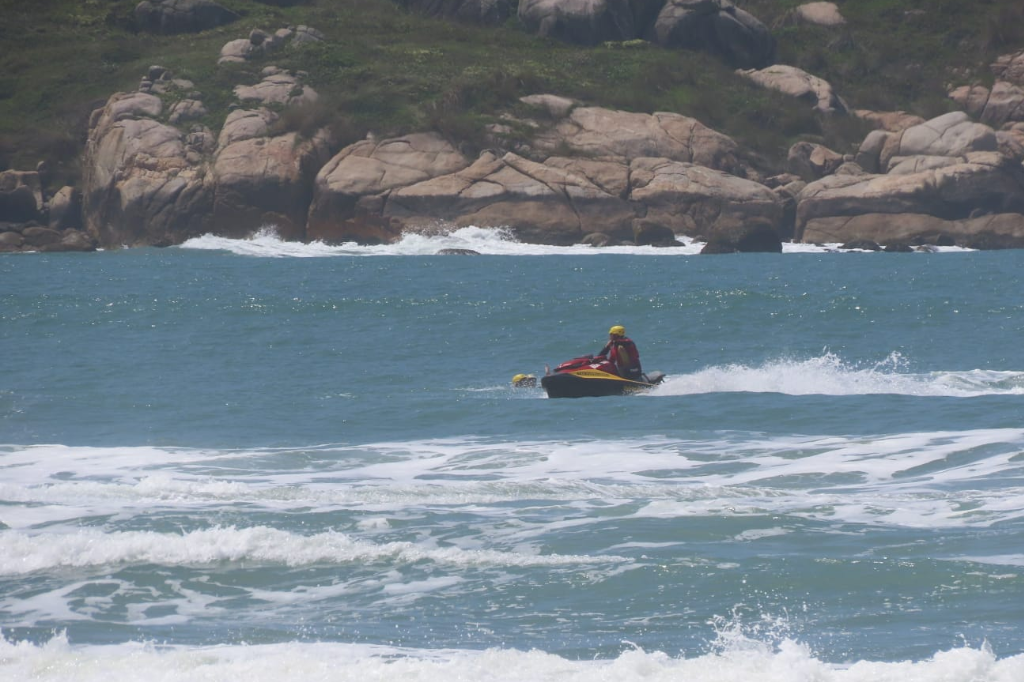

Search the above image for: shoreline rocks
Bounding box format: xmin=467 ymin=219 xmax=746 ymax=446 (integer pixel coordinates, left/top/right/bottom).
xmin=8 ymin=19 xmax=1024 ymax=254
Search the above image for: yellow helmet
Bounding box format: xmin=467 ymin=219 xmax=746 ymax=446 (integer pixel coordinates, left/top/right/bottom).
xmin=609 ymin=325 xmax=626 ymax=337
xmin=512 ymin=373 xmax=536 ymax=387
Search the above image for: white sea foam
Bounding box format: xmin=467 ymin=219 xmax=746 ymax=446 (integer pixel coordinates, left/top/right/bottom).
xmin=1 ymin=631 xmax=1021 ymax=682
xmin=0 ymin=526 xmax=626 ymax=576
xmin=177 ymin=226 xmax=971 ymax=258
xmin=3 ymin=427 xmax=1024 ymax=543
xmin=179 ymin=225 xmax=704 ymax=256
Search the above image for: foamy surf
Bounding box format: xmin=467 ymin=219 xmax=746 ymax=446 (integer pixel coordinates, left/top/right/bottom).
xmin=0 ymin=526 xmax=627 ymax=576
xmin=4 ymin=426 xmax=1024 ymax=538
xmin=1 ymin=631 xmax=1021 ymax=682
xmin=177 ymin=226 xmax=972 ymax=257
xmin=179 ymin=225 xmax=706 ymax=256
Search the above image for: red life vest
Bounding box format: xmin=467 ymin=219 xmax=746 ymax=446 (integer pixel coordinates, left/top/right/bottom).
xmin=605 ymin=337 xmax=641 ymax=378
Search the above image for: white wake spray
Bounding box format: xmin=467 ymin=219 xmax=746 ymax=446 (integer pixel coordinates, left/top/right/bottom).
xmin=653 ymin=352 xmax=1024 ymax=397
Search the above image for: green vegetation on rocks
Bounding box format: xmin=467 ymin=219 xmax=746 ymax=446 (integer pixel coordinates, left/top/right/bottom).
xmin=1 ymin=0 xmax=1023 ymax=188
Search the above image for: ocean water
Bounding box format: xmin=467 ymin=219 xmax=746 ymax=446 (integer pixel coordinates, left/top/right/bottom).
xmin=2 ymin=228 xmax=1024 ymax=681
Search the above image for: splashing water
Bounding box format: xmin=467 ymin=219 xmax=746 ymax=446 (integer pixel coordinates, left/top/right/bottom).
xmin=178 ymin=226 xmax=971 ymax=258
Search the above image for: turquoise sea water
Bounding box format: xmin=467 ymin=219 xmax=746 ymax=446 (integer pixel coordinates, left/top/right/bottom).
xmin=2 ymin=228 xmax=1024 ymax=681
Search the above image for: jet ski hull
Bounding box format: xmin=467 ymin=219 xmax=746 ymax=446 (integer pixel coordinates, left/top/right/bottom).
xmin=541 ymin=369 xmax=665 ymax=399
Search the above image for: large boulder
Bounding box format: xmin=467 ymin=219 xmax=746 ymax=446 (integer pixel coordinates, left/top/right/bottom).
xmin=700 ymin=214 xmax=782 ymax=253
xmin=0 ymin=230 xmax=24 ymax=252
xmin=892 ymin=111 xmax=997 ymax=158
xmin=307 ymin=133 xmax=472 ymax=244
xmin=946 ymin=51 xmax=1024 ymax=127
xmin=855 ymin=112 xmax=1001 ymax=174
xmin=135 ymin=0 xmax=239 ymax=35
xmin=737 ymin=64 xmax=848 ymax=114
xmin=787 ymin=141 xmax=844 ymax=181
xmin=234 ymin=67 xmax=319 ymax=108
xmin=530 ymin=105 xmax=743 ymax=173
xmin=218 ymin=27 xmax=323 ymax=65
xmin=218 ymin=108 xmax=279 ymax=148
xmin=0 ymin=170 xmax=43 ymax=223
xmin=949 ymin=81 xmax=1024 ymax=127
xmin=795 ymin=152 xmax=1024 ymax=245
xmin=212 ymin=129 xmax=331 ymax=241
xmin=306 ymin=143 xmax=783 ymax=246
xmin=629 ymin=157 xmax=784 ymax=237
xmin=82 ymin=91 xmax=213 ymax=246
xmin=543 ymin=156 xmax=631 ymax=198
xmin=853 ymin=109 xmax=926 ymax=133
xmin=991 ymin=50 xmax=1024 ymax=86
xmin=21 ymin=226 xmax=62 ymax=249
xmin=209 ymin=67 xmax=329 ymax=240
xmin=789 ymin=2 xmax=845 ymax=27
xmin=518 ymin=0 xmax=636 ymax=46
xmin=82 ymin=62 xmax=336 ymax=247
xmin=800 ymin=212 xmax=1024 ymax=249
xmin=48 ymin=186 xmax=82 ymax=231
xmin=383 ymin=152 xmax=638 ymax=245
xmin=647 ymin=0 xmax=775 ymax=69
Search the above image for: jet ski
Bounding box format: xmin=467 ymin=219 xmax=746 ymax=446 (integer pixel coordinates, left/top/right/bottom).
xmin=540 ymin=355 xmax=665 ymax=399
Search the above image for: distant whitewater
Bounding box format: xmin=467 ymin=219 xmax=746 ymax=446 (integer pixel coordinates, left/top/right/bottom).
xmin=178 ymin=225 xmax=970 ymax=257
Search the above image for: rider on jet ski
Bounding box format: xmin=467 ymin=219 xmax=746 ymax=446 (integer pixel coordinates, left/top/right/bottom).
xmin=596 ymin=325 xmax=643 ymax=381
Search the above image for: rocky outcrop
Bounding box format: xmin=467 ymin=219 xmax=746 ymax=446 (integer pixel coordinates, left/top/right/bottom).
xmin=947 ymin=51 xmax=1024 ymax=127
xmin=648 ymin=0 xmax=776 ymax=69
xmin=949 ymin=82 xmax=1024 ymax=128
xmin=628 ymin=157 xmax=783 ymax=237
xmin=737 ymin=64 xmax=848 ymax=114
xmin=518 ymin=0 xmax=635 ymax=45
xmin=82 ymin=91 xmax=214 ymax=246
xmin=516 ymin=0 xmax=774 ymax=68
xmin=0 ymin=222 xmax=97 ymax=253
xmin=787 ymin=141 xmax=845 ymax=182
xmin=233 ymin=67 xmax=319 ymax=108
xmin=303 ymin=95 xmax=780 ymax=246
xmin=212 ymin=129 xmax=331 ymax=241
xmin=701 ymin=214 xmax=783 ymax=253
xmin=0 ymin=170 xmax=95 ymax=252
xmin=80 ymin=61 xmax=328 ymax=248
xmin=788 ymin=2 xmax=845 ymax=27
xmin=307 ymin=133 xmax=472 ymax=244
xmin=27 ymin=8 xmax=1024 ymax=255
xmin=528 ymin=106 xmax=744 ymax=174
xmin=135 ymin=0 xmax=239 ymax=35
xmin=384 ymin=151 xmax=639 ymax=245
xmin=801 ymin=213 xmax=1024 ymax=250
xmin=48 ymin=186 xmax=82 ymax=232
xmin=787 ymin=110 xmax=1024 ymax=248
xmin=0 ymin=170 xmax=43 ymax=224
xmin=218 ymin=26 xmax=324 ymax=65
xmin=305 ymin=141 xmax=785 ymax=246
xmin=854 ymin=111 xmax=1000 ymax=175
xmin=796 ymin=151 xmax=1024 ymax=246
xmin=853 ymin=109 xmax=925 ymax=133
xmin=211 ymin=70 xmax=328 ymax=240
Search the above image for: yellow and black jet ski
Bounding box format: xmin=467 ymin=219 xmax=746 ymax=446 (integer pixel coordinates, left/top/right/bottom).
xmin=538 ymin=355 xmax=665 ymax=398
